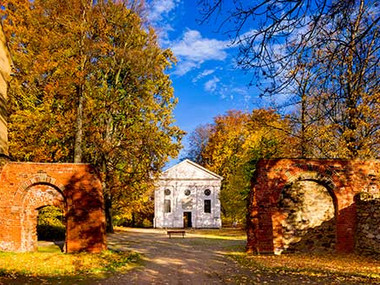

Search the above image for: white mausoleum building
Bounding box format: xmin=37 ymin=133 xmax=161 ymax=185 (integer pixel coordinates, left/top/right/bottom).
xmin=154 ymin=159 xmax=222 ymax=228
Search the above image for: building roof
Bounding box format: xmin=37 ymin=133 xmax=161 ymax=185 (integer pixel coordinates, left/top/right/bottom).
xmin=160 ymin=159 xmax=223 ymax=181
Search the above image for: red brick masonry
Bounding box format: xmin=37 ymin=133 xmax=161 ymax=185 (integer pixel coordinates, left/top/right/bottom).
xmin=247 ymin=159 xmax=380 ymax=254
xmin=0 ymin=161 xmax=106 ymax=253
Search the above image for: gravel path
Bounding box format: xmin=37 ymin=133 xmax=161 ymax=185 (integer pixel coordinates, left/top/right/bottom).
xmin=0 ymin=228 xmax=375 ymax=284
xmin=94 ymin=228 xmax=367 ymax=285
xmin=96 ymin=228 xmax=250 ymax=284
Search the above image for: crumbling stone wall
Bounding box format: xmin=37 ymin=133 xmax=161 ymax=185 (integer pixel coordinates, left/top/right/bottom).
xmin=0 ymin=162 xmax=107 ymax=253
xmin=247 ymin=159 xmax=380 ymax=255
xmin=279 ymin=180 xmax=335 ymax=252
xmin=355 ymin=193 xmax=380 ymax=256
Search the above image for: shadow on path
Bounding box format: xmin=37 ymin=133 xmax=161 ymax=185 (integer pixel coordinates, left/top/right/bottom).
xmin=94 ymin=228 xmax=364 ymax=285
xmin=101 ymin=228 xmax=247 ymax=284
xmin=0 ymin=228 xmax=372 ymax=284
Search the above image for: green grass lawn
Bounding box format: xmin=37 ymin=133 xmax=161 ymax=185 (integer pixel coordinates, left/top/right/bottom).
xmin=187 ymin=227 xmax=247 ymax=240
xmin=186 ymin=228 xmax=380 ymax=283
xmin=1 ymin=228 xmax=378 ymax=284
xmin=37 ymin=243 xmax=62 ymax=253
xmin=0 ymin=245 xmax=139 ymax=280
xmin=228 ymin=249 xmax=380 ymax=282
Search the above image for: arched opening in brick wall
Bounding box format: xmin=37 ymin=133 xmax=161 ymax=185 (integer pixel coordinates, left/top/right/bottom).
xmin=0 ymin=163 xmax=106 ymax=253
xmin=37 ymin=205 xmax=66 ymax=252
xmin=277 ymin=179 xmax=337 ymax=253
xmin=20 ymin=183 xmax=65 ymax=252
xmin=247 ymin=159 xmax=380 ymax=254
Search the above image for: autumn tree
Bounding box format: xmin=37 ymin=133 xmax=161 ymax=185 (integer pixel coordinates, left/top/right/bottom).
xmin=306 ymin=2 xmax=380 ymax=158
xmin=187 ymin=109 xmax=295 ymax=224
xmin=199 ymin=0 xmax=380 ymax=158
xmin=186 ymin=123 xmax=213 ymax=165
xmin=1 ymin=0 xmax=183 ymax=231
xmin=80 ymin=1 xmax=184 ymax=231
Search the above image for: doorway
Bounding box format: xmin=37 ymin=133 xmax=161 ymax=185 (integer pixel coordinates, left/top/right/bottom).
xmin=183 ymin=212 xmax=192 ymax=228
xmin=37 ymin=205 xmax=66 ymax=252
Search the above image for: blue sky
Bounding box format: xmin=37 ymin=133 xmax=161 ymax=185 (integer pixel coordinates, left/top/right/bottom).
xmin=146 ymin=0 xmax=266 ymax=164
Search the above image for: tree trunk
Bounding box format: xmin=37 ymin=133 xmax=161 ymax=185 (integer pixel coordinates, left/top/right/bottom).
xmin=300 ymin=91 xmax=307 ymax=158
xmin=74 ymin=6 xmax=87 ymax=163
xmin=74 ymin=87 xmax=83 ymax=163
xmin=104 ymin=193 xmax=114 ymax=233
xmin=345 ymin=1 xmax=363 ymax=159
xmin=132 ymin=213 xmax=136 ymax=227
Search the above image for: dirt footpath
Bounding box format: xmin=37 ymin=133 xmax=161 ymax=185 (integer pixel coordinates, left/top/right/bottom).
xmin=95 ymin=228 xmax=364 ymax=285
xmin=97 ymin=228 xmax=249 ymax=284
xmin=0 ymin=228 xmax=374 ymax=284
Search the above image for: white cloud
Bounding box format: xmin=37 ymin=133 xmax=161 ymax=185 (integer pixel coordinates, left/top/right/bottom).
xmin=146 ymin=0 xmax=181 ymax=45
xmin=192 ymin=69 xmax=215 ymax=83
xmin=147 ymin=0 xmax=180 ymax=22
xmin=228 ymin=87 xmax=250 ymax=101
xmin=172 ymin=30 xmax=228 ymax=61
xmin=232 ymin=29 xmax=260 ymax=47
xmin=154 ymin=24 xmax=175 ymax=46
xmin=171 ymin=29 xmax=230 ymax=75
xmin=174 ymin=61 xmax=199 ymax=77
xmin=204 ymin=77 xmax=220 ymax=93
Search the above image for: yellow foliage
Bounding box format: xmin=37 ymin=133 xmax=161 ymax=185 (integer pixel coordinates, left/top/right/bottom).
xmin=192 ymin=109 xmax=296 ymax=224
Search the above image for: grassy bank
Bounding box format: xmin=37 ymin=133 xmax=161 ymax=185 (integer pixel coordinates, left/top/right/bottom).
xmin=0 ymin=245 xmax=139 ymax=280
xmin=186 ymin=228 xmax=247 ymax=240
xmin=183 ymin=227 xmax=380 ymax=283
xmin=229 ymin=251 xmax=380 ymax=283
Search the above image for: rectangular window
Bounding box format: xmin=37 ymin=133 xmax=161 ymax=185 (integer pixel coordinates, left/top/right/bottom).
xmin=164 ymin=199 xmax=171 ymax=213
xmin=204 ymin=199 xmax=211 ymax=213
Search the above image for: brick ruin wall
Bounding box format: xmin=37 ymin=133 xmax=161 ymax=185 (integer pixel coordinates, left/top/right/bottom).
xmin=0 ymin=162 xmax=107 ymax=253
xmin=247 ymin=159 xmax=380 ymax=255
xmin=355 ymin=193 xmax=380 ymax=256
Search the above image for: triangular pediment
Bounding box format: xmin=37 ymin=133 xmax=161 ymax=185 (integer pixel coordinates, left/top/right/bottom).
xmin=160 ymin=159 xmax=222 ymax=180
